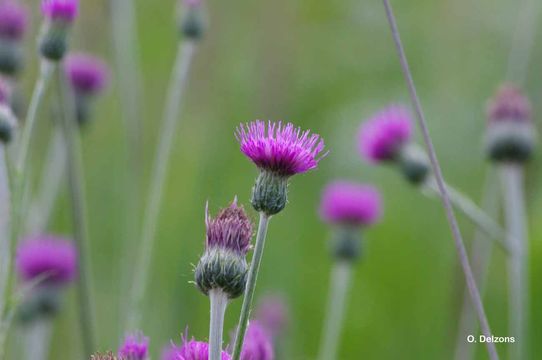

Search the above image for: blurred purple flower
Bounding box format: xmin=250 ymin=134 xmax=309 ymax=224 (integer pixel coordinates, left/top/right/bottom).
xmin=358 ymin=105 xmax=412 ymax=163
xmin=240 ymin=321 xmax=274 ymax=360
xmin=64 ymin=53 xmax=110 ymax=96
xmin=0 ymin=1 xmax=28 ymax=40
xmin=487 ymin=84 xmax=531 ymax=123
xmin=41 ymin=0 xmax=79 ymax=22
xmin=15 ymin=234 xmax=77 ymax=286
xmin=236 ymin=120 xmax=326 ymax=177
xmin=206 ymin=199 xmax=253 ymax=255
xmin=183 ymin=0 xmax=202 ymax=8
xmin=119 ymin=333 xmax=149 ymax=360
xmin=320 ymin=181 xmax=382 ymax=226
xmin=254 ymin=295 xmax=289 ymax=337
xmin=161 ymin=343 xmax=183 ymax=360
xmin=177 ymin=336 xmax=231 ymax=360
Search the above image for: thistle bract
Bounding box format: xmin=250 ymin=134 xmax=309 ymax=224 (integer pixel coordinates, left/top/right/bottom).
xmin=240 ymin=321 xmax=274 ymax=360
xmin=119 ymin=333 xmax=149 ymax=360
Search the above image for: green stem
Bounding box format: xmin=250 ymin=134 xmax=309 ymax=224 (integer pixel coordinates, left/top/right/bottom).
xmin=317 ymin=261 xmax=352 ymax=360
xmin=232 ymin=213 xmax=271 ymax=360
xmin=125 ymin=40 xmax=196 ymax=331
xmin=0 ymin=147 xmax=11 ymax=320
xmin=209 ymin=289 xmax=228 ymax=360
xmin=57 ymin=69 xmax=96 ymax=356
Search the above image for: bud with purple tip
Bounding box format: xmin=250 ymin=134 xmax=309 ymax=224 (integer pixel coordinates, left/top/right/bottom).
xmin=119 ymin=333 xmax=149 ymax=360
xmin=319 ymin=181 xmax=382 ymax=261
xmin=64 ymin=52 xmax=110 ymax=125
xmin=358 ymin=105 xmax=430 ymax=185
xmin=0 ymin=1 xmax=28 ymax=75
xmin=39 ymin=0 xmax=79 ymax=61
xmin=15 ymin=234 xmax=77 ymax=321
xmin=195 ymin=199 xmax=253 ymax=299
xmin=236 ymin=120 xmax=327 ymax=215
xmin=179 ymin=0 xmax=205 ymax=40
xmin=485 ymin=84 xmax=536 ymax=163
xmin=240 ymin=321 xmax=274 ymax=360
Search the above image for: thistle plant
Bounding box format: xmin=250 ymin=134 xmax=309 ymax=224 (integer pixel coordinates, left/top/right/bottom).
xmin=358 ymin=104 xmax=510 ymax=252
xmin=125 ymin=0 xmax=205 ymax=331
xmin=317 ymin=181 xmax=382 ymax=360
xmin=165 ymin=333 xmax=232 ymax=360
xmin=0 ymin=0 xmax=28 ymax=77
xmin=195 ymin=200 xmax=253 ymax=360
xmin=381 ymin=0 xmax=498 ymax=357
xmin=118 ymin=333 xmax=149 ymax=360
xmin=231 ymin=120 xmax=326 ymax=360
xmin=486 ymin=84 xmax=534 ymax=360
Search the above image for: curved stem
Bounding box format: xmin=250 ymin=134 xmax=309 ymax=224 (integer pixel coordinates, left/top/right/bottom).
xmin=232 ymin=213 xmax=271 ymax=360
xmin=209 ymin=290 xmax=228 ymax=360
xmin=500 ymin=164 xmax=528 ymax=360
xmin=317 ymin=261 xmax=352 ymax=360
xmin=381 ymin=1 xmax=498 ymax=358
xmin=125 ymin=41 xmax=196 ymax=331
xmin=57 ymin=70 xmax=96 ymax=356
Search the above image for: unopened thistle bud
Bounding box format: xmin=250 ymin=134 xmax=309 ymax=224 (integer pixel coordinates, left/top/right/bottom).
xmin=195 ymin=200 xmax=253 ymax=299
xmin=179 ymin=0 xmax=205 ymax=40
xmin=319 ymin=181 xmax=382 ymax=261
xmin=119 ymin=333 xmax=149 ymax=360
xmin=358 ymin=105 xmax=430 ymax=185
xmin=236 ymin=120 xmax=327 ymax=215
xmin=15 ymin=234 xmax=77 ymax=321
xmin=0 ymin=1 xmax=28 ymax=76
xmin=485 ymin=84 xmax=536 ymax=163
xmin=39 ymin=0 xmax=79 ymax=61
xmin=0 ymin=79 xmax=16 ymax=143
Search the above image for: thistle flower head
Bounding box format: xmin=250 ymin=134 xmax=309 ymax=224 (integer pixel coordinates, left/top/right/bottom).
xmin=65 ymin=53 xmax=110 ymax=96
xmin=254 ymin=295 xmax=289 ymax=337
xmin=320 ymin=181 xmax=382 ymax=227
xmin=236 ymin=120 xmax=326 ymax=177
xmin=119 ymin=333 xmax=149 ymax=360
xmin=206 ymin=199 xmax=252 ymax=255
xmin=161 ymin=343 xmax=183 ymax=360
xmin=487 ymin=84 xmax=531 ymax=123
xmin=358 ymin=105 xmax=413 ymax=163
xmin=0 ymin=1 xmax=28 ymax=40
xmin=15 ymin=234 xmax=77 ymax=286
xmin=41 ymin=0 xmax=78 ymax=23
xmin=177 ymin=335 xmax=231 ymax=360
xmin=240 ymin=321 xmax=274 ymax=360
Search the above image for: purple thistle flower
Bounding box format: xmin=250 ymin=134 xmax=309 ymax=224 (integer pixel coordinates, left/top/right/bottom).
xmin=240 ymin=321 xmax=274 ymax=360
xmin=0 ymin=1 xmax=28 ymax=40
xmin=358 ymin=105 xmax=413 ymax=164
xmin=119 ymin=333 xmax=149 ymax=360
xmin=319 ymin=181 xmax=382 ymax=227
xmin=487 ymin=84 xmax=531 ymax=123
xmin=177 ymin=336 xmax=231 ymax=360
xmin=254 ymin=295 xmax=289 ymax=338
xmin=15 ymin=234 xmax=77 ymax=286
xmin=161 ymin=343 xmax=183 ymax=360
xmin=236 ymin=120 xmax=326 ymax=177
xmin=206 ymin=199 xmax=253 ymax=255
xmin=41 ymin=0 xmax=78 ymax=23
xmin=64 ymin=53 xmax=110 ymax=96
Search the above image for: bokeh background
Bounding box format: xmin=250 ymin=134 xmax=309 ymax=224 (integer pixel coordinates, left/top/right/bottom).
xmin=7 ymin=0 xmax=542 ymax=358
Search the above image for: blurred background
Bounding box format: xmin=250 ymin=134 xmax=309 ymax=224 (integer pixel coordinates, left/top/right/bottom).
xmin=6 ymin=0 xmax=542 ymax=358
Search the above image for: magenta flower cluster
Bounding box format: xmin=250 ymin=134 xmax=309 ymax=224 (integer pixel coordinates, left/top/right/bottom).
xmin=240 ymin=321 xmax=274 ymax=360
xmin=0 ymin=1 xmax=28 ymax=40
xmin=174 ymin=337 xmax=231 ymax=360
xmin=236 ymin=120 xmax=326 ymax=177
xmin=41 ymin=0 xmax=79 ymax=22
xmin=205 ymin=200 xmax=253 ymax=255
xmin=15 ymin=234 xmax=77 ymax=286
xmin=64 ymin=53 xmax=110 ymax=96
xmin=320 ymin=181 xmax=382 ymax=226
xmin=357 ymin=105 xmax=413 ymax=163
xmin=487 ymin=84 xmax=531 ymax=123
xmin=119 ymin=333 xmax=149 ymax=360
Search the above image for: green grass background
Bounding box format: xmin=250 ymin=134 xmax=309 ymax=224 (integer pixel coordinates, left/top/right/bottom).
xmin=8 ymin=0 xmax=542 ymax=358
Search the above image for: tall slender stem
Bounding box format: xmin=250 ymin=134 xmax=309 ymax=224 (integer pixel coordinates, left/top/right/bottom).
xmin=0 ymin=147 xmax=11 ymax=317
xmin=125 ymin=41 xmax=196 ymax=331
xmin=23 ymin=319 xmax=52 ymax=360
xmin=317 ymin=261 xmax=352 ymax=360
xmin=209 ymin=289 xmax=228 ymax=360
xmin=381 ymin=1 xmax=498 ymax=358
xmin=232 ymin=213 xmax=271 ymax=360
xmin=57 ymin=70 xmax=96 ymax=356
xmin=500 ymin=164 xmax=528 ymax=360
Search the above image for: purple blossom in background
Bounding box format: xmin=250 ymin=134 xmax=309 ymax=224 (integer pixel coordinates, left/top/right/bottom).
xmin=236 ymin=120 xmax=326 ymax=177
xmin=119 ymin=333 xmax=149 ymax=360
xmin=65 ymin=53 xmax=110 ymax=96
xmin=15 ymin=234 xmax=77 ymax=286
xmin=0 ymin=1 xmax=28 ymax=40
xmin=41 ymin=0 xmax=79 ymax=22
xmin=320 ymin=181 xmax=382 ymax=227
xmin=206 ymin=199 xmax=253 ymax=255
xmin=183 ymin=0 xmax=202 ymax=8
xmin=254 ymin=295 xmax=289 ymax=337
xmin=240 ymin=321 xmax=274 ymax=360
xmin=358 ymin=105 xmax=413 ymax=163
xmin=177 ymin=336 xmax=231 ymax=360
xmin=487 ymin=84 xmax=531 ymax=123
xmin=161 ymin=343 xmax=183 ymax=360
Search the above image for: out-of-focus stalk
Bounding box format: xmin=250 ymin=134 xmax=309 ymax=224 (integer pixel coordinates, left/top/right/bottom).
xmin=22 ymin=319 xmax=52 ymax=360
xmin=0 ymin=146 xmax=11 ymax=317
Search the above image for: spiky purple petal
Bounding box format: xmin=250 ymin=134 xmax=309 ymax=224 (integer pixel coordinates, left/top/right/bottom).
xmin=65 ymin=53 xmax=110 ymax=96
xmin=177 ymin=336 xmax=231 ymax=360
xmin=41 ymin=0 xmax=78 ymax=22
xmin=206 ymin=199 xmax=252 ymax=255
xmin=119 ymin=333 xmax=149 ymax=360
